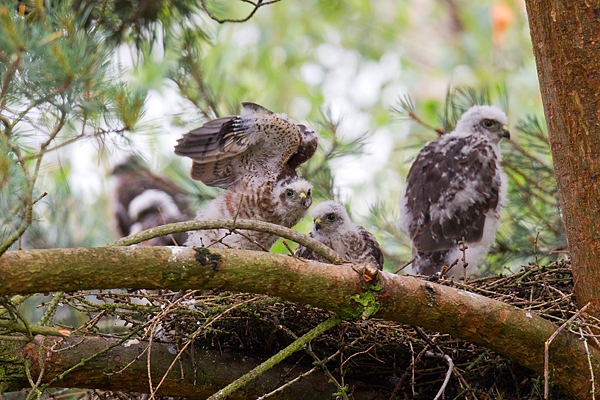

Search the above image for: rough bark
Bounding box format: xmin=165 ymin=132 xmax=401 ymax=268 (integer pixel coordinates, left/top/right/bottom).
xmin=1 ymin=335 xmax=378 ymax=399
xmin=525 ymin=0 xmax=600 ymax=309
xmin=0 ymin=246 xmax=598 ymax=399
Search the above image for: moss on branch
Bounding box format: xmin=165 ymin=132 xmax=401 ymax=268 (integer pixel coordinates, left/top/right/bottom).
xmin=0 ymin=246 xmax=598 ymax=399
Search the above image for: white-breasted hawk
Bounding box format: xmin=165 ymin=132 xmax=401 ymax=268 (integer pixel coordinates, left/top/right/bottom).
xmin=400 ymin=105 xmax=510 ymax=277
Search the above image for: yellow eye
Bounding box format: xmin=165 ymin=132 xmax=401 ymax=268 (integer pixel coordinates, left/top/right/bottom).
xmin=482 ymin=119 xmax=495 ymax=129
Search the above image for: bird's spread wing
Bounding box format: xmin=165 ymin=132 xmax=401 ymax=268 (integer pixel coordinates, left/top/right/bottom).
xmin=404 ymin=135 xmax=501 ymax=254
xmin=287 ymin=125 xmax=319 ymax=170
xmin=174 ymin=116 xmax=256 ymax=162
xmin=174 ymin=115 xmax=262 ymax=188
xmin=175 ymin=103 xmax=310 ymax=189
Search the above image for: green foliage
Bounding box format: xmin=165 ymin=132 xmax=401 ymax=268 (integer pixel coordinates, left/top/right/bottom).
xmin=0 ymin=1 xmax=148 ymax=252
xmin=111 ymin=84 xmax=147 ymax=130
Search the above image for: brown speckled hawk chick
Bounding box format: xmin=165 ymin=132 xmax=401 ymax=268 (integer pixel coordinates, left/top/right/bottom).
xmin=186 ymin=173 xmax=312 ymax=251
xmin=296 ymin=201 xmax=384 ymax=270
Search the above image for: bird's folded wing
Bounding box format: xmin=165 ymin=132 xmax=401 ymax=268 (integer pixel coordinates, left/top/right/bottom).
xmin=359 ymin=228 xmax=385 ymax=269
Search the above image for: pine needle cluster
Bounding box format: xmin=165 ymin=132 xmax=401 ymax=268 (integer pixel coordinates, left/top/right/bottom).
xmin=0 ymin=2 xmax=146 ymax=252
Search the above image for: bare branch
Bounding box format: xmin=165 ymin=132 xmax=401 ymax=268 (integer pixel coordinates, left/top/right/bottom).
xmin=200 ymin=0 xmax=281 ymax=24
xmin=110 ymin=218 xmax=345 ymax=265
xmin=427 ymin=351 xmax=454 ymax=400
xmin=544 ymin=302 xmax=591 ymax=399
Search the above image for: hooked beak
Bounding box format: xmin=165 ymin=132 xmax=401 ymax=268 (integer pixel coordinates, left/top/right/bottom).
xmin=299 ymin=192 xmax=307 ymax=206
xmin=501 ymin=125 xmax=510 ymax=140
xmin=314 ymin=217 xmax=322 ymax=231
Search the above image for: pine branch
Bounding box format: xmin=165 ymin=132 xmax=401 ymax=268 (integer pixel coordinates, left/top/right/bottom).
xmin=392 ymin=94 xmax=444 ymax=135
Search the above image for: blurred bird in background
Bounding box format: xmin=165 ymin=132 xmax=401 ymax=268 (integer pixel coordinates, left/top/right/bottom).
xmin=112 ymin=155 xmax=194 ymax=246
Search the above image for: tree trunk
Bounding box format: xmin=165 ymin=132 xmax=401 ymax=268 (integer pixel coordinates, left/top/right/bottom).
xmin=0 ymin=246 xmax=598 ymax=399
xmin=525 ymin=0 xmax=600 ymax=310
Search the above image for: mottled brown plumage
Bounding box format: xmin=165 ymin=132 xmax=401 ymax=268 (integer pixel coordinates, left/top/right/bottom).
xmin=185 ymin=174 xmax=312 ymax=250
xmin=296 ymin=201 xmax=384 ymax=270
xmin=287 ymin=124 xmax=319 ymax=170
xmin=400 ymin=105 xmax=510 ymax=277
xmin=174 ymin=103 xmax=317 ymax=189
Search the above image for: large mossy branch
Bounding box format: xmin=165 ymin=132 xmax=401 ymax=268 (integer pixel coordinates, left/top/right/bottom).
xmin=1 ymin=335 xmax=373 ymax=399
xmin=0 ymin=246 xmax=598 ymax=399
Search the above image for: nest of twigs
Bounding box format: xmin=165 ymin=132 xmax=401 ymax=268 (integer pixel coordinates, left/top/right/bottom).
xmin=63 ymin=258 xmax=584 ymax=399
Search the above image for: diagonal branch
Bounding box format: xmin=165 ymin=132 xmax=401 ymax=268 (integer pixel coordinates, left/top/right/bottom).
xmin=206 ymin=314 xmax=342 ymax=400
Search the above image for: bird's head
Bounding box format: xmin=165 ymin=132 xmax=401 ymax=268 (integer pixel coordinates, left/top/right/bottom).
xmin=311 ymin=200 xmax=350 ymax=235
xmin=455 ymin=105 xmax=510 ymax=143
xmin=277 ymin=178 xmax=313 ymax=210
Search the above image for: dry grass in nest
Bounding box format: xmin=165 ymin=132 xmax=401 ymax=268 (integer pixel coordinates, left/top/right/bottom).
xmin=62 ymin=258 xmax=588 ymax=399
